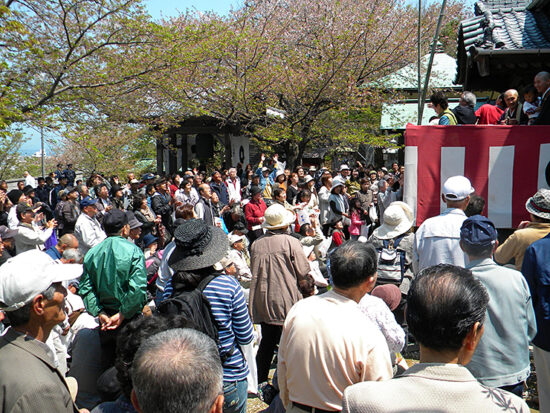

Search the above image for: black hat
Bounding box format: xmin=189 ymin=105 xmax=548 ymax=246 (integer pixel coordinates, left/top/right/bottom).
xmin=250 ymin=186 xmax=262 ymax=196
xmin=103 ymin=209 xmax=128 ymax=235
xmin=126 ymin=211 xmax=143 ymax=230
xmin=232 ymin=221 xmax=249 ymax=235
xmin=168 ymin=219 xmax=228 ymax=271
xmin=22 ymin=185 xmax=35 ymax=196
xmin=6 ymin=190 xmax=23 ymax=205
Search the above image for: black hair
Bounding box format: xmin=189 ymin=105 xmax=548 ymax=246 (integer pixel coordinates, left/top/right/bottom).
xmin=115 ymin=314 xmax=198 ymax=398
xmin=465 ymin=194 xmax=485 ymax=217
xmin=299 ymin=223 xmax=312 ymax=236
xmin=298 ymin=189 xmax=311 ymax=202
xmin=430 ymin=91 xmax=449 ymax=110
xmin=406 ymin=264 xmax=489 ymax=351
xmin=273 ymin=188 xmax=285 ymax=199
xmin=132 ymin=194 xmax=146 ymax=212
xmin=330 ymin=241 xmax=377 ymax=289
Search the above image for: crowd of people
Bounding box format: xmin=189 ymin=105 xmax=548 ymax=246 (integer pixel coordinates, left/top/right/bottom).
xmin=429 ymin=70 xmax=550 ymax=126
xmin=0 ymin=151 xmax=549 ymax=413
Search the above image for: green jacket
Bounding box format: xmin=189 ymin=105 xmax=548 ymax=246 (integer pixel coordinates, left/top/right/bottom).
xmin=79 ymin=236 xmax=147 ymax=319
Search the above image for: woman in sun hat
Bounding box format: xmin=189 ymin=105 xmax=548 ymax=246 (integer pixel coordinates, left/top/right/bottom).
xmin=249 ymin=203 xmax=311 ymax=386
xmin=368 ymin=201 xmax=415 ymax=298
xmin=159 ymin=219 xmax=254 ymax=413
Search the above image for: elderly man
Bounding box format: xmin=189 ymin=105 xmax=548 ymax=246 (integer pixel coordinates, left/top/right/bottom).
xmin=74 ymin=197 xmax=106 ymax=255
xmin=0 ymin=250 xmax=84 ymax=413
xmin=534 ymin=71 xmax=550 ymax=125
xmin=226 ymin=168 xmax=242 ymax=204
xmin=130 ymin=329 xmax=224 ymax=413
xmin=452 ymin=91 xmax=477 ymax=124
xmin=210 ymin=171 xmax=229 ymax=205
xmin=498 ymin=89 xmax=528 ymax=125
xmin=0 ymin=225 xmax=17 ymax=266
xmin=495 ymin=189 xmax=550 ymax=270
xmin=14 ymin=202 xmax=56 ymax=254
xmin=45 ymin=233 xmax=79 ymax=261
xmin=278 ymin=242 xmax=392 ymax=413
xmin=342 ymin=264 xmax=530 ymax=413
xmin=250 ymin=203 xmax=310 ymax=385
xmin=461 ymin=215 xmax=536 ymax=396
xmin=79 ymin=209 xmax=147 ymax=365
xmin=414 ymin=176 xmax=474 ymax=272
xmin=195 ymin=183 xmax=216 ymax=226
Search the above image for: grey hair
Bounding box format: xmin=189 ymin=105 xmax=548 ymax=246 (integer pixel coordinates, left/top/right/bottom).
xmin=462 ymin=91 xmax=476 ymax=107
xmin=131 ymin=328 xmax=223 ymax=413
xmin=231 ymin=204 xmax=243 ymax=216
xmin=4 ymin=284 xmax=57 ymax=327
xmin=378 ymin=179 xmax=387 ymax=189
xmin=62 ymin=248 xmax=83 ymax=263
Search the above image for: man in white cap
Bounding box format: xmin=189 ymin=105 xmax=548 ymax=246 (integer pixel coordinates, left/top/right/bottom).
xmin=0 ymin=250 xmax=84 ymax=413
xmin=413 ymin=175 xmax=474 ymax=272
xmin=227 ymin=233 xmax=252 ymax=288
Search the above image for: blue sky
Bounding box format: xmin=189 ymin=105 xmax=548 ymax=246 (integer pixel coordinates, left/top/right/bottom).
xmin=21 ymin=0 xmax=467 ymax=154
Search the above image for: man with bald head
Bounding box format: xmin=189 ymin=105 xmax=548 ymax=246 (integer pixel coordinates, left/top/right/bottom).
xmin=44 ymin=233 xmax=79 ymax=261
xmin=534 ymin=71 xmax=550 ymax=125
xmin=498 ymin=89 xmax=528 ymax=125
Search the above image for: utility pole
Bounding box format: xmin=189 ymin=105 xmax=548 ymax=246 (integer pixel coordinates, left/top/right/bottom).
xmin=40 ymin=126 xmax=45 ymax=178
xmin=418 ymin=0 xmax=447 ymax=123
xmin=417 ymin=0 xmax=422 ymax=124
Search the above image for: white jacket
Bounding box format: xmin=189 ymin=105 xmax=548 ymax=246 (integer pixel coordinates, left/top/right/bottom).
xmin=74 ymin=213 xmax=106 ymax=255
xmin=14 ymin=223 xmax=53 ymax=254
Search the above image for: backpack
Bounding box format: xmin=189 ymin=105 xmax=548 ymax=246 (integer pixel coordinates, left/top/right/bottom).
xmin=155 ymin=274 xmax=233 ymax=362
xmin=376 ymin=235 xmax=406 ymax=284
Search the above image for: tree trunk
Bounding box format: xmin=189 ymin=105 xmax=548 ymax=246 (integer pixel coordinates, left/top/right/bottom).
xmin=284 ymin=141 xmax=300 ymax=170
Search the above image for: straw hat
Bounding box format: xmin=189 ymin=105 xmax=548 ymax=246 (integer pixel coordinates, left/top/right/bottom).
xmin=262 ymin=204 xmax=295 ymax=230
xmin=372 ymin=201 xmax=414 ymax=240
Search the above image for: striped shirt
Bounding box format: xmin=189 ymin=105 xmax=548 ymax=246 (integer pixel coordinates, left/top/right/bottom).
xmin=203 ymin=275 xmax=254 ymax=382
xmin=161 ymin=275 xmax=254 ymax=381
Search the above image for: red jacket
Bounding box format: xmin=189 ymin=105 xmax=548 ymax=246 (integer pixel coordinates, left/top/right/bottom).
xmin=245 ymin=199 xmax=267 ymax=230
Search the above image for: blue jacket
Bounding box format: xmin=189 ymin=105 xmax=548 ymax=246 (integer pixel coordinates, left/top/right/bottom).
xmin=466 ymin=258 xmax=537 ymax=386
xmin=522 ymin=233 xmax=550 ymax=350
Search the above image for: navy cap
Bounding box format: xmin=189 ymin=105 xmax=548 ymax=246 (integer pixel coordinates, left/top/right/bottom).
xmin=80 ymin=196 xmax=97 ymax=207
xmin=460 ymin=215 xmax=498 ymax=247
xmin=141 ymin=173 xmax=155 ymax=181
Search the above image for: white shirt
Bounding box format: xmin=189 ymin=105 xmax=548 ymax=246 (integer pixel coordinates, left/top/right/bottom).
xmin=413 ymin=208 xmax=468 ymax=272
xmin=7 ymin=207 xmax=18 ymax=229
xmin=74 ymin=213 xmax=106 ymax=255
xmin=228 ymin=248 xmax=252 ymax=283
xmin=14 ymin=223 xmax=53 ymax=254
xmin=226 ymin=177 xmax=241 ymax=203
xmin=25 ymin=174 xmax=37 ymax=188
xmin=278 ymin=290 xmax=392 ymax=411
xmin=358 ymin=294 xmax=405 ymax=354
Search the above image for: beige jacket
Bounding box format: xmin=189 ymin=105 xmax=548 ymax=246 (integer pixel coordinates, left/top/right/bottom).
xmin=0 ymin=328 xmax=78 ymax=413
xmin=494 ymin=222 xmax=550 ymax=270
xmin=249 ymin=231 xmax=310 ymax=325
xmin=343 ymin=363 xmax=529 ymax=413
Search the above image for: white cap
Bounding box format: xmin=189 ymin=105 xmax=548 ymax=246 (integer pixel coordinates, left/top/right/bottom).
xmin=304 ymin=175 xmax=314 ymax=183
xmin=339 ymin=164 xmax=350 ymax=171
xmin=228 ymin=234 xmax=245 ymax=245
xmin=0 ymin=251 xmax=83 ymax=311
xmin=443 ymin=176 xmax=475 ymax=201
